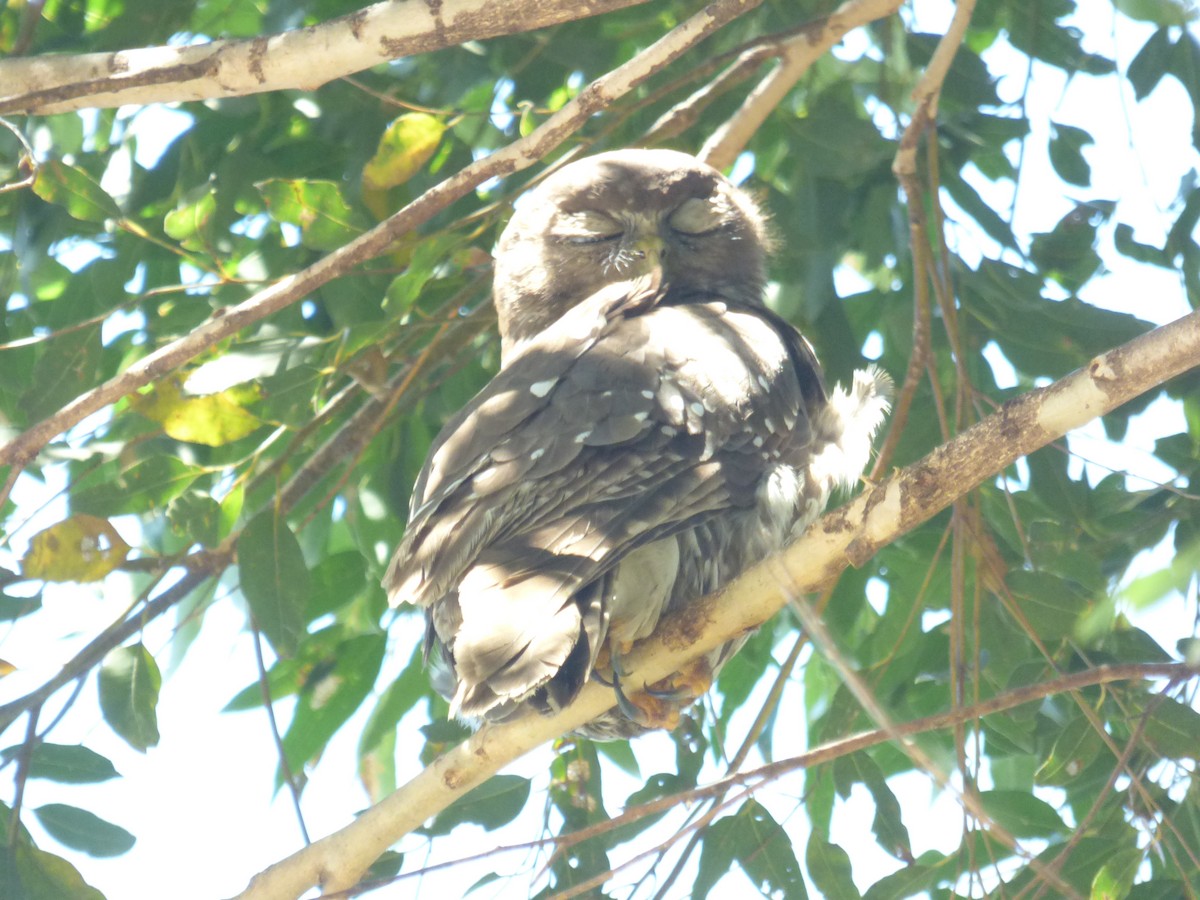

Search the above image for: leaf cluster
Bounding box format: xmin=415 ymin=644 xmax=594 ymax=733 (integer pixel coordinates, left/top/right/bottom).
xmin=1 ymin=0 xmax=1198 ymax=898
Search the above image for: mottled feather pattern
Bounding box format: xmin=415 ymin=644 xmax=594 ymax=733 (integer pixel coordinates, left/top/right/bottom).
xmin=384 ymin=150 xmax=890 ymax=738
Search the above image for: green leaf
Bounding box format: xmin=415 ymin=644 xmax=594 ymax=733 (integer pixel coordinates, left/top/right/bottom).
xmin=307 ymin=550 xmax=369 ymax=621
xmin=98 ymin=644 xmax=161 ymax=752
xmin=695 ymin=800 xmax=806 ymax=899
xmin=365 ymin=850 xmax=404 ymax=883
xmin=71 ymin=456 xmax=203 ymax=517
xmin=223 ymin=657 xmax=301 ymax=711
xmin=834 ymin=754 xmax=912 ymax=860
xmin=0 ymin=743 xmax=119 ymax=784
xmin=732 ymin=801 xmax=807 ymax=899
xmin=163 ymin=187 xmax=217 ymax=250
xmin=1091 ymin=846 xmax=1142 ymax=899
xmin=219 ymin=483 xmax=244 ymax=539
xmin=281 ymin=633 xmax=386 ymax=777
xmin=167 ymin=491 xmax=222 ymax=547
xmin=1006 ymin=569 xmax=1091 ymax=640
xmin=1118 ymin=540 xmax=1200 ymax=610
xmin=358 ymin=645 xmax=427 ymax=755
xmin=595 ymin=738 xmax=640 ymax=777
xmin=32 ymin=161 xmax=121 ymax=223
xmin=255 ymin=365 xmax=325 ymax=427
xmin=806 ymin=832 xmax=860 ymax=899
xmin=1035 ymin=716 xmax=1106 ymax=786
xmin=1139 ymin=696 xmax=1200 ymax=761
xmin=1127 ymin=27 xmax=1173 ymax=99
xmin=1048 ymin=122 xmax=1093 ymax=187
xmin=237 ymin=511 xmax=310 ymax=657
xmin=977 ymin=790 xmax=1067 ymax=839
xmin=382 ymin=232 xmax=462 ymax=314
xmin=3 ymin=841 xmax=105 ymax=900
xmin=1113 ymin=222 xmax=1171 ymax=268
xmin=0 ymin=593 xmax=41 ymax=621
xmin=420 ymin=774 xmax=531 ymax=836
xmin=862 ymin=855 xmax=946 ymax=900
xmin=1028 ymin=204 xmax=1105 ymax=293
xmin=1115 ymin=0 xmax=1196 ymax=26
xmin=34 ymin=804 xmax=135 ymax=857
xmin=257 ymin=179 xmax=367 ymax=250
xmin=19 ymin=325 xmax=103 ymax=424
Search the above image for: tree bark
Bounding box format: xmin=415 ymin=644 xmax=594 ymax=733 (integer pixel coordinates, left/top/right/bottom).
xmin=236 ymin=307 xmax=1200 ymax=898
xmin=0 ymin=0 xmax=649 ymax=115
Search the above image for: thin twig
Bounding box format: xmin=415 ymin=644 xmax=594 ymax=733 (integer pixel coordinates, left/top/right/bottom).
xmin=253 ymin=623 xmax=311 ymax=846
xmin=375 ymin=661 xmax=1198 ymax=899
xmin=0 ymin=0 xmax=761 ymax=487
xmin=0 ymin=545 xmax=230 ymax=732
xmin=0 ymin=117 xmax=36 ymax=195
xmin=700 ymin=0 xmax=907 ymax=169
xmin=235 ymin=304 xmax=1200 ymax=898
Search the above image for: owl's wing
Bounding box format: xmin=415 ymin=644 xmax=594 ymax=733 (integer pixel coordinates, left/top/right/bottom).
xmin=383 ymin=276 xmax=826 ymax=718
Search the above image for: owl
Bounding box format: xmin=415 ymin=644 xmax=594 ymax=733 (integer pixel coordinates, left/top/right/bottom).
xmin=384 ymin=149 xmax=891 ymax=739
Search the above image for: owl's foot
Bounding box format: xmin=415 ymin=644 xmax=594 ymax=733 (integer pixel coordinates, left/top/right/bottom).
xmin=649 ymin=657 xmax=714 ymax=701
xmin=602 ymin=651 xmax=713 ymax=732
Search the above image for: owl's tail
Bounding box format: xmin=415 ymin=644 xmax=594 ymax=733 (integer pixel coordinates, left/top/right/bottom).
xmin=812 ymin=365 xmax=894 ymax=494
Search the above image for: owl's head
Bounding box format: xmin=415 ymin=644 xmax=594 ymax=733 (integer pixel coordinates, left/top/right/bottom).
xmin=492 ymin=149 xmax=770 ymax=360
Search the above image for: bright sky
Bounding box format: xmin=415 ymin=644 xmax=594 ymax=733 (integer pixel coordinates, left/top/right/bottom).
xmin=1 ymin=2 xmax=1197 ymax=898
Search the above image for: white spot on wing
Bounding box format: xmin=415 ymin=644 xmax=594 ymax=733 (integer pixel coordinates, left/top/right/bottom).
xmin=530 ymin=448 xmax=545 ymax=461
xmin=529 ymin=378 xmax=557 ymax=398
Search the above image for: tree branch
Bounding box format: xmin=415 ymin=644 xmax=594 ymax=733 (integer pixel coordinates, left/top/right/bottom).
xmin=236 ymin=307 xmax=1200 ymax=898
xmin=543 ymin=661 xmax=1195 ymax=869
xmin=0 ymin=545 xmax=231 ymax=733
xmin=0 ymin=0 xmax=649 ymax=115
xmin=0 ymin=0 xmax=762 ymax=478
xmin=700 ymin=0 xmax=904 ymax=170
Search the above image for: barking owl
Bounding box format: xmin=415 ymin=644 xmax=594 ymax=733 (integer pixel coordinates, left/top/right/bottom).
xmin=384 ymin=149 xmax=891 ymax=740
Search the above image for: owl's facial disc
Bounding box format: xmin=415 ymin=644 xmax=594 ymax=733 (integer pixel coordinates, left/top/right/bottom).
xmin=492 ymin=150 xmax=770 ymax=361
xmin=549 ymin=192 xmax=734 ymax=282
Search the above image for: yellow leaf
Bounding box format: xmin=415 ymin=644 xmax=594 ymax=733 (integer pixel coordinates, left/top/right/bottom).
xmin=362 ymin=113 xmax=446 ymax=219
xmin=131 ymin=377 xmax=262 ymax=447
xmin=22 ymin=515 xmax=131 ymax=583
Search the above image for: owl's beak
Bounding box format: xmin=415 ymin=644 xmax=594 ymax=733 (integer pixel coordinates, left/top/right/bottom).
xmin=627 ymin=235 xmax=665 ymax=277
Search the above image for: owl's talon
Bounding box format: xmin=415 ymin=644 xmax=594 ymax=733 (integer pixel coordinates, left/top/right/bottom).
xmin=610 ymin=645 xmax=632 ymax=679
xmin=612 ymin=671 xmax=647 ymax=723
xmin=643 ymin=682 xmax=689 ymax=701
xmin=595 ymin=648 xmax=715 ymax=732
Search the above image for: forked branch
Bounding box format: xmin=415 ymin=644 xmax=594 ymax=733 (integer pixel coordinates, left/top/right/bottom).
xmin=237 ymin=307 xmax=1200 ymax=898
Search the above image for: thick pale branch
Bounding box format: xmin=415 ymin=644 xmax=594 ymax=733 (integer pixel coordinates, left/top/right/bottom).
xmin=237 ymin=309 xmax=1200 ymax=897
xmin=0 ymin=0 xmax=761 ymax=476
xmin=700 ymin=0 xmax=904 ymax=170
xmin=0 ymin=0 xmax=647 ymax=115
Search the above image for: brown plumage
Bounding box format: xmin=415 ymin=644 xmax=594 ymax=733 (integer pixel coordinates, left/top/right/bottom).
xmin=384 ymin=149 xmax=891 ymax=739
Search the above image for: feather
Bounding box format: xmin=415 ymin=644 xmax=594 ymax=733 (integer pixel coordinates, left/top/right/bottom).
xmin=384 ymin=150 xmax=890 ymax=738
